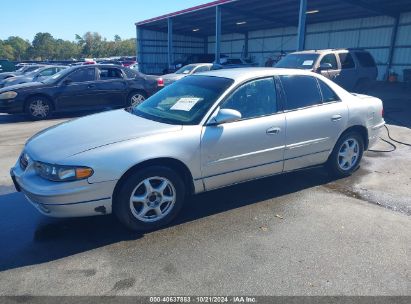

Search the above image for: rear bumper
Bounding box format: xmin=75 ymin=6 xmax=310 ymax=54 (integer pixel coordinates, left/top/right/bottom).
xmin=368 ymin=120 xmax=385 ymax=148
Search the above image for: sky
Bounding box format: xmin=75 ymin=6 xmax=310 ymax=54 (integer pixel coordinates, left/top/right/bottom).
xmin=0 ymin=0 xmax=209 ymax=41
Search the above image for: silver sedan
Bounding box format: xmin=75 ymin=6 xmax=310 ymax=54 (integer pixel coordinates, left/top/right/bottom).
xmin=11 ymin=68 xmax=385 ymax=231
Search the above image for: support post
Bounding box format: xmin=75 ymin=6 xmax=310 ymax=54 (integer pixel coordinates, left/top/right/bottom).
xmin=244 ymin=32 xmax=249 ymax=58
xmin=215 ymin=5 xmax=221 ymax=64
xmin=136 ymin=25 xmax=143 ymax=73
xmin=204 ymin=36 xmax=208 ymax=55
xmin=297 ymin=0 xmax=307 ymax=51
xmin=386 ymin=15 xmax=400 ymax=80
xmin=167 ymin=18 xmax=174 ymax=69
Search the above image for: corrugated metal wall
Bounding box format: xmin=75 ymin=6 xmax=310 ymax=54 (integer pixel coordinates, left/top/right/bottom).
xmin=137 ymin=11 xmax=411 ymax=79
xmin=137 ymin=28 xmax=205 ymax=74
xmin=207 ymin=13 xmax=411 ymax=80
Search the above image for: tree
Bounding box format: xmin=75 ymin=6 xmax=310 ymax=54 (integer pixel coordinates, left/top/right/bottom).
xmin=0 ymin=40 xmax=14 ymax=60
xmin=32 ymin=32 xmax=56 ymax=60
xmin=5 ymin=36 xmax=30 ymax=60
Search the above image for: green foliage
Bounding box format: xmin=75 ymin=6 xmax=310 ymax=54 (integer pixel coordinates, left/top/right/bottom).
xmin=0 ymin=32 xmax=136 ymax=61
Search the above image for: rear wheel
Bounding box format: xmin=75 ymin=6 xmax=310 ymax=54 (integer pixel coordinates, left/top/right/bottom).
xmin=128 ymin=91 xmax=146 ymax=107
xmin=327 ymin=132 xmax=364 ymax=177
xmin=113 ymin=166 xmax=186 ymax=232
xmin=25 ymin=96 xmax=52 ymax=120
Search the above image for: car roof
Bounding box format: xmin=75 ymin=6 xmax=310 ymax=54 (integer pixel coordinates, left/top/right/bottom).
xmin=197 ymin=67 xmax=316 ymax=82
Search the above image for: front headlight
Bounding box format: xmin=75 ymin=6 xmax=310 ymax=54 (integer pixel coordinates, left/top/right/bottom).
xmin=34 ymin=162 xmax=94 ymax=182
xmin=0 ymin=91 xmax=18 ymax=100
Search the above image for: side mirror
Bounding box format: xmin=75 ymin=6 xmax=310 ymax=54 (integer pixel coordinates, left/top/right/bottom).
xmin=208 ymin=108 xmax=242 ymax=125
xmin=319 ymin=63 xmax=333 ymax=71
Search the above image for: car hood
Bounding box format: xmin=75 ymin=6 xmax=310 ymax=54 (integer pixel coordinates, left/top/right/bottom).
xmin=2 ymin=76 xmax=31 ymax=86
xmin=0 ymin=81 xmax=44 ymax=93
xmin=26 ymin=109 xmax=182 ymax=162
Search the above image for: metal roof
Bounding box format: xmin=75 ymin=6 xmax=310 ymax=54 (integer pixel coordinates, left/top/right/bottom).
xmin=136 ymin=0 xmax=411 ymax=36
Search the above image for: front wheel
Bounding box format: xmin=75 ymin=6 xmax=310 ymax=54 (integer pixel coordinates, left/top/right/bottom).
xmin=113 ymin=166 xmax=186 ymax=232
xmin=327 ymin=132 xmax=364 ymax=177
xmin=25 ymin=96 xmax=52 ymax=120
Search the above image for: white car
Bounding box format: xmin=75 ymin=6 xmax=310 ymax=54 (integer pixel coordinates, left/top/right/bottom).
xmin=11 ymin=68 xmax=385 ymax=231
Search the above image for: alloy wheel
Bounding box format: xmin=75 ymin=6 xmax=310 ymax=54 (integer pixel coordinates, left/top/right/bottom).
xmin=338 ymin=138 xmax=360 ymax=171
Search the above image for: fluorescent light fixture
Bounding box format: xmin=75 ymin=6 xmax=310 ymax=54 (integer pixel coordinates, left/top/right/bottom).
xmin=306 ymin=10 xmax=319 ymax=14
xmin=192 ymin=28 xmax=200 ymax=32
xmin=236 ymin=21 xmax=247 ymax=25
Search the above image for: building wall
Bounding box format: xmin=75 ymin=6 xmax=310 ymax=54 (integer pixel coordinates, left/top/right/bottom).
xmin=137 ymin=12 xmax=411 ymax=79
xmin=137 ymin=28 xmax=205 ymax=74
xmin=207 ymin=12 xmax=411 ymax=80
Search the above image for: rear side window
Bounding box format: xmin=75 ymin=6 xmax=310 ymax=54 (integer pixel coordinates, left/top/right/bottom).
xmin=355 ymin=52 xmax=376 ymax=67
xmin=98 ymin=68 xmax=123 ymax=80
xmin=194 ymin=65 xmax=211 ymax=73
xmin=318 ymin=79 xmax=340 ymax=103
xmin=280 ymin=75 xmax=322 ymax=110
xmin=338 ymin=53 xmax=355 ymax=69
xmin=222 ymin=78 xmax=277 ymax=119
xmin=320 ymin=54 xmax=338 ymax=69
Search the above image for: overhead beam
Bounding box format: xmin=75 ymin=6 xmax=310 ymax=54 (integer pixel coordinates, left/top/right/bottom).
xmin=223 ymin=6 xmax=295 ymax=28
xmin=340 ymin=0 xmax=398 ymax=17
xmin=297 ymin=0 xmax=307 ymax=51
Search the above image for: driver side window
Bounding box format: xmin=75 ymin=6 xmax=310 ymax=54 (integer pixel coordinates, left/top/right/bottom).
xmin=320 ymin=54 xmax=338 ymax=70
xmin=221 ymin=78 xmax=277 ymax=119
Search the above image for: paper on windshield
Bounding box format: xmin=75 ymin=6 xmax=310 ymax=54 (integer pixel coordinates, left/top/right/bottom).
xmin=170 ymin=97 xmax=201 ymax=111
xmin=302 ymin=60 xmax=314 ymax=66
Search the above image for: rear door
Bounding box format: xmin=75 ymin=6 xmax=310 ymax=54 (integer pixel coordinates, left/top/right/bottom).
xmin=56 ymin=67 xmax=100 ymax=110
xmin=335 ymin=52 xmax=357 ymax=90
xmin=279 ymin=75 xmax=348 ymax=171
xmin=201 ymin=77 xmax=286 ymax=190
xmin=95 ymin=67 xmax=128 ymax=107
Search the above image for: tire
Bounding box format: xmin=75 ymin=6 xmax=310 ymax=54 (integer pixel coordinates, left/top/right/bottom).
xmin=327 ymin=131 xmax=364 ymax=177
xmin=113 ymin=166 xmax=186 ymax=232
xmin=25 ymin=96 xmax=53 ymax=120
xmin=128 ymin=91 xmax=146 ymax=107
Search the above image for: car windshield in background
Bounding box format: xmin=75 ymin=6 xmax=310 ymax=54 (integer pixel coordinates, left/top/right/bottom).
xmin=133 ymin=76 xmax=233 ymax=125
xmin=175 ymin=65 xmax=197 ymax=75
xmin=275 ymin=54 xmax=319 ymax=69
xmin=42 ymin=67 xmax=74 ymax=84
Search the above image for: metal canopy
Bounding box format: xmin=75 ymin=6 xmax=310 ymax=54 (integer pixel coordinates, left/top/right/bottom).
xmin=136 ymin=0 xmax=411 ymax=37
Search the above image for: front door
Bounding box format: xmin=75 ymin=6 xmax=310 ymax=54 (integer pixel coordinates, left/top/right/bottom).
xmin=201 ymin=77 xmax=286 ymax=190
xmin=56 ymin=67 xmax=100 ymax=110
xmin=318 ymin=53 xmax=341 ymax=82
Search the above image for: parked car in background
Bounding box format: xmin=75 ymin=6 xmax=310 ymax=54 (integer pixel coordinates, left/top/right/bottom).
xmin=0 ymin=65 xmax=67 ymax=88
xmin=0 ymin=65 xmax=162 ymax=120
xmin=163 ymin=54 xmax=229 ymax=74
xmin=128 ymin=63 xmax=139 ymax=71
xmin=161 ymin=63 xmax=222 ymax=86
xmin=0 ymin=59 xmax=16 ymax=73
xmin=97 ymin=60 xmax=124 ymax=66
xmin=0 ymin=64 xmax=45 ymax=81
xmin=10 ymin=68 xmax=384 ymax=231
xmin=121 ymin=60 xmax=136 ymax=67
xmin=275 ymin=49 xmax=378 ymax=92
xmin=220 ymin=58 xmax=258 ymax=69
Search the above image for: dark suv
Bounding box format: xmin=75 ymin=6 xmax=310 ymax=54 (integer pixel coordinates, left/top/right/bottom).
xmin=275 ymin=49 xmax=378 ymax=92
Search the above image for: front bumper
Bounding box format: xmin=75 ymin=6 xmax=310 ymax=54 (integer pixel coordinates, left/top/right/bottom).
xmin=11 ymin=164 xmax=117 ymax=218
xmin=0 ymin=98 xmax=24 ymax=113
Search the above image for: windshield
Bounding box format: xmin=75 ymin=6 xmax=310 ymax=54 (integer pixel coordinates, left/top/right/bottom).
xmin=133 ymin=76 xmax=234 ymax=125
xmin=175 ymin=65 xmax=197 ymax=75
xmin=42 ymin=67 xmax=74 ymax=84
xmin=275 ymin=54 xmax=319 ymax=69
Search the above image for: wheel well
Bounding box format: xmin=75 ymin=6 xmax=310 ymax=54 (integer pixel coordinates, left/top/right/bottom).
xmin=112 ymin=158 xmax=195 ymax=202
xmin=25 ymin=94 xmax=55 ymax=110
xmin=128 ymin=90 xmax=147 ymax=99
xmin=340 ymin=125 xmax=369 ymax=150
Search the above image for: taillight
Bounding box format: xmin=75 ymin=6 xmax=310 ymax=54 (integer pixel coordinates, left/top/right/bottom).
xmin=157 ymin=78 xmax=164 ymax=87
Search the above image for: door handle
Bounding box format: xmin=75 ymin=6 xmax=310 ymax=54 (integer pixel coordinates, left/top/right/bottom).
xmin=266 ymin=127 xmax=281 ymax=135
xmin=331 ymin=114 xmax=342 ymax=121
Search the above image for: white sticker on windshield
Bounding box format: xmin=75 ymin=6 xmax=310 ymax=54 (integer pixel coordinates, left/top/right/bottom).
xmin=170 ymin=97 xmax=201 ymax=111
xmin=303 ymin=60 xmax=314 ymax=66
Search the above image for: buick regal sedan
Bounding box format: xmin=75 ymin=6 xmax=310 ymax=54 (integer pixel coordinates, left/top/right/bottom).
xmin=10 ymin=68 xmax=385 ymax=231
